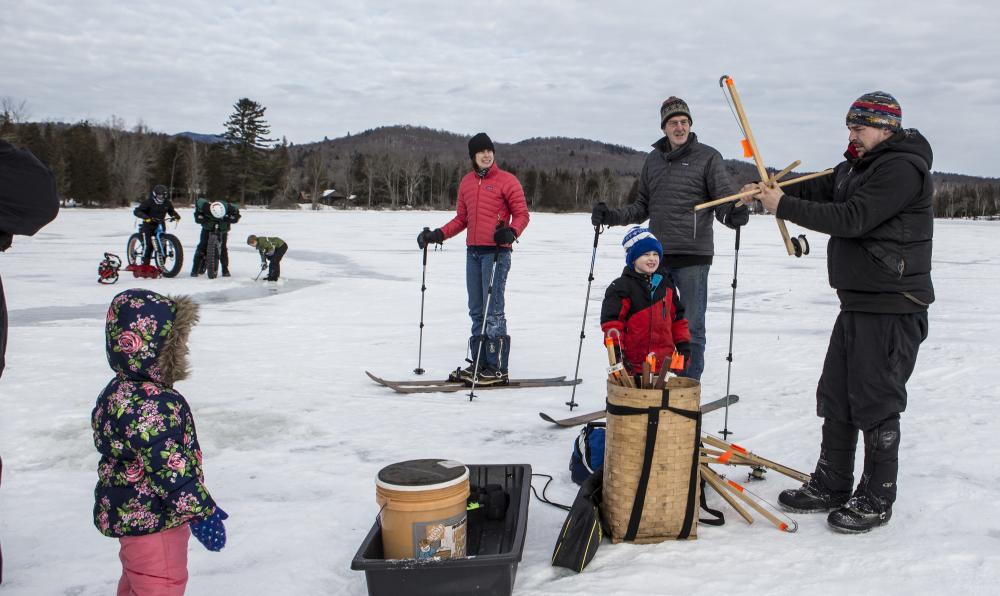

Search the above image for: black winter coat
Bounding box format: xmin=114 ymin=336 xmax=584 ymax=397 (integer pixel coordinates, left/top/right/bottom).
xmin=777 ymin=129 xmax=934 ymax=313
xmin=134 ymin=195 xmax=179 ymax=222
xmin=0 ymin=139 xmax=59 ymax=377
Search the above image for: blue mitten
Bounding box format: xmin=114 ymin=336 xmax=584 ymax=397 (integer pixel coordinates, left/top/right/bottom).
xmin=190 ymin=507 xmax=228 ymax=552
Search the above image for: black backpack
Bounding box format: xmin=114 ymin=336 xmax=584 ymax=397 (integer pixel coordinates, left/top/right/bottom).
xmin=552 ymin=465 xmax=606 ymax=572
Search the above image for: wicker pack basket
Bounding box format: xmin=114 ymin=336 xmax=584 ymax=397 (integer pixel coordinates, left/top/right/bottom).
xmin=602 ymin=377 xmax=702 ymax=543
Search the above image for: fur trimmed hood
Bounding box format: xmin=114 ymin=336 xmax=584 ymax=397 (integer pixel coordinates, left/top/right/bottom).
xmin=105 ymin=289 xmax=199 ymax=386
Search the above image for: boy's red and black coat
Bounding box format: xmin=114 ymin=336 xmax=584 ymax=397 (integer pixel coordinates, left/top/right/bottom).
xmin=601 ymin=267 xmax=691 ymax=375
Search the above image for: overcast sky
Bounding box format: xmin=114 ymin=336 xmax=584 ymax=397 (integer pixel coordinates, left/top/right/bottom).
xmin=4 ymin=0 xmax=998 ymax=177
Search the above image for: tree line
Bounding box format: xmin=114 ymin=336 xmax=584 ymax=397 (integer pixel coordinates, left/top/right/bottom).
xmin=2 ymin=96 xmax=997 ymax=218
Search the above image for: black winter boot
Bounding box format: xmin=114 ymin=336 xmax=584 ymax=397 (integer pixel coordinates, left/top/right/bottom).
xmin=450 ymin=335 xmax=485 ymax=382
xmin=827 ymin=493 xmax=892 ymax=533
xmin=779 ymin=477 xmax=851 ymax=513
xmin=828 ymin=415 xmax=899 ymax=533
xmin=779 ymin=419 xmax=856 ymax=513
xmin=481 ymin=335 xmax=510 ymax=384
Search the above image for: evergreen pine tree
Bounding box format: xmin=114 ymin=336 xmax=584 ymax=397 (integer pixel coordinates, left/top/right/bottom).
xmin=65 ymin=122 xmax=112 ymax=206
xmin=223 ymin=98 xmax=275 ymax=204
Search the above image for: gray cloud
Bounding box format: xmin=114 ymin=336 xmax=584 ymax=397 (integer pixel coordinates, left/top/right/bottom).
xmin=3 ymin=0 xmax=998 ymax=175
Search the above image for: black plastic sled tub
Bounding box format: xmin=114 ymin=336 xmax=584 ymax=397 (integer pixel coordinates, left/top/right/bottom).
xmin=351 ymin=463 xmax=531 ymax=596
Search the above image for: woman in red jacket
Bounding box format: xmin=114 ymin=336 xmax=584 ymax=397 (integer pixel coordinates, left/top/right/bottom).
xmin=417 ymin=133 xmax=529 ymax=385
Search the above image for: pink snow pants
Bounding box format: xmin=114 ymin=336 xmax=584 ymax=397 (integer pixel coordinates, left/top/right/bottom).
xmin=117 ymin=524 xmax=190 ymax=596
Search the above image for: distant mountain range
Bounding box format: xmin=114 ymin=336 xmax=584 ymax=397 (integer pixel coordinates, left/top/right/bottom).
xmin=172 ymin=124 xmax=998 ymax=185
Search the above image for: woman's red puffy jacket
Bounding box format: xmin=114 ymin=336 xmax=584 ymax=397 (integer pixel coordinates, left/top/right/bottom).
xmin=440 ymin=163 xmax=529 ymax=246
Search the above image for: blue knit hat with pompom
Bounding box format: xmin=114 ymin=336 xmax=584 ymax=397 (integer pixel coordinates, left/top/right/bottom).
xmin=622 ymin=226 xmax=663 ymax=266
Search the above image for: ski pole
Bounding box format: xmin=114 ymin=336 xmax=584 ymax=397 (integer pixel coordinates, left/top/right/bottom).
xmin=468 ymin=244 xmax=501 ymax=401
xmin=414 ymin=227 xmax=430 ymax=375
xmin=719 ymin=227 xmax=740 ymax=439
xmin=567 ymin=225 xmax=603 ymax=410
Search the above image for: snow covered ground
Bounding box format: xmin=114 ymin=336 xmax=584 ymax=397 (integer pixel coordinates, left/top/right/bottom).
xmin=1 ymin=208 xmax=998 ymax=595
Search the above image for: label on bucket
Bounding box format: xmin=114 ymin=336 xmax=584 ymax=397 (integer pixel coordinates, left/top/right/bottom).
xmin=412 ymin=512 xmax=467 ymax=560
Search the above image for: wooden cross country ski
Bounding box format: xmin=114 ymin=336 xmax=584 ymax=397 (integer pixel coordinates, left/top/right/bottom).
xmin=365 ymin=371 xmax=580 ymax=394
xmin=539 ymin=393 xmax=739 ymax=427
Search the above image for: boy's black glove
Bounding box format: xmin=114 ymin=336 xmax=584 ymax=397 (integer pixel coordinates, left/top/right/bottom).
xmin=591 ymin=202 xmax=612 ymax=226
xmin=493 ymin=226 xmax=516 ymax=245
xmin=417 ymin=228 xmax=444 ymax=249
xmin=721 ymin=203 xmax=750 ymax=229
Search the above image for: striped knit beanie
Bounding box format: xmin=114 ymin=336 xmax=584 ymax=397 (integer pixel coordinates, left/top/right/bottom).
xmin=660 ymin=96 xmax=692 ymax=128
xmin=846 ymin=91 xmax=902 ymax=131
xmin=622 ymin=226 xmax=663 ymax=266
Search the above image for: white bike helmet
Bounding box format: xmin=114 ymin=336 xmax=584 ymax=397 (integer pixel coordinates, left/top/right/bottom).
xmin=209 ymin=201 xmax=226 ymax=219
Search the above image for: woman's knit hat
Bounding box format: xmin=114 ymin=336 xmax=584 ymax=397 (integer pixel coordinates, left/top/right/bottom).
xmin=846 ymin=91 xmax=902 ymax=131
xmin=468 ymin=132 xmax=495 ymax=159
xmin=622 ymin=226 xmax=663 ymax=266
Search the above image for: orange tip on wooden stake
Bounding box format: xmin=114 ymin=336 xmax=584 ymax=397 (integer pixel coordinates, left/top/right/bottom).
xmin=730 ymin=443 xmax=748 ymax=454
xmin=718 ymin=451 xmax=733 ymax=464
xmin=726 ymin=77 xmax=735 ymax=87
xmin=727 ymin=479 xmax=744 ymax=492
xmin=741 ymin=139 xmax=753 ymax=158
xmin=779 ymin=523 xmax=789 ymax=531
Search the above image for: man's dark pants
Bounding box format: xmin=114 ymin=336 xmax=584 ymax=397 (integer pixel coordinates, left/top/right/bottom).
xmin=813 ymin=310 xmax=928 ymax=504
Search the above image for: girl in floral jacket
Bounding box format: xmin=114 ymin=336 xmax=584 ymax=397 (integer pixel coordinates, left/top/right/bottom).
xmin=92 ymin=289 xmax=227 ymax=595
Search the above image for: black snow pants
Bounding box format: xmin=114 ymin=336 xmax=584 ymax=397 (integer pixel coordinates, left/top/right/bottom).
xmin=813 ymin=310 xmax=927 ymax=505
xmin=266 ymin=242 xmax=288 ymax=280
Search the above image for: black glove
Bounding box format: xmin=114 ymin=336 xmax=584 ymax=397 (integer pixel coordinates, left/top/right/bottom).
xmin=591 ymin=202 xmax=612 ymax=227
xmin=417 ymin=228 xmax=444 ymax=249
xmin=721 ymin=203 xmax=750 ymax=229
xmin=493 ymin=226 xmax=516 ymax=245
xmin=0 ymin=230 xmax=12 ymax=252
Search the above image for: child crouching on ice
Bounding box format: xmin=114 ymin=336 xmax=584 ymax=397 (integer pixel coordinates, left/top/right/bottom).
xmin=601 ymin=227 xmax=692 ymax=378
xmin=92 ymin=288 xmax=227 ymax=595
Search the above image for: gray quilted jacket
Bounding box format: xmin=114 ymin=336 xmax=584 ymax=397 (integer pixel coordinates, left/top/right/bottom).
xmin=609 ymin=133 xmax=738 ymax=256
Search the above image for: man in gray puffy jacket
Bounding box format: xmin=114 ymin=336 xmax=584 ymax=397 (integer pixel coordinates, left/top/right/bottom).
xmin=591 ymin=96 xmax=748 ymax=380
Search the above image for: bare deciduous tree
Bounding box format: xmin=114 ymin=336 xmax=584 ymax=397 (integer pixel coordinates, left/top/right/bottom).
xmin=184 ymin=139 xmax=206 ymax=202
xmin=104 ymin=116 xmax=154 ymax=206
xmin=304 ymin=149 xmax=328 ymax=210
xmin=400 ymin=156 xmax=424 ymax=207
xmin=1 ymin=96 xmax=29 ymax=124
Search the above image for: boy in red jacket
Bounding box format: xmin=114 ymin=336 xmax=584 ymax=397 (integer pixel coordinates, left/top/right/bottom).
xmin=417 ymin=133 xmax=529 ymax=385
xmin=601 ymin=227 xmax=691 ymax=378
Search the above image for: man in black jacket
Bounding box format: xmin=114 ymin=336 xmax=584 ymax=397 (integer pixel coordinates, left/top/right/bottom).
xmin=0 ymin=137 xmax=60 ymax=583
xmin=745 ymin=92 xmax=933 ymax=533
xmin=591 ymin=97 xmax=748 ymax=381
xmin=133 ymin=184 xmax=180 ymax=267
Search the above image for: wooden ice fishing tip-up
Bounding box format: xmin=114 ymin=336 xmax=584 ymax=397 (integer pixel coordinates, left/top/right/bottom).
xmin=695 ymin=75 xmax=834 ymax=258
